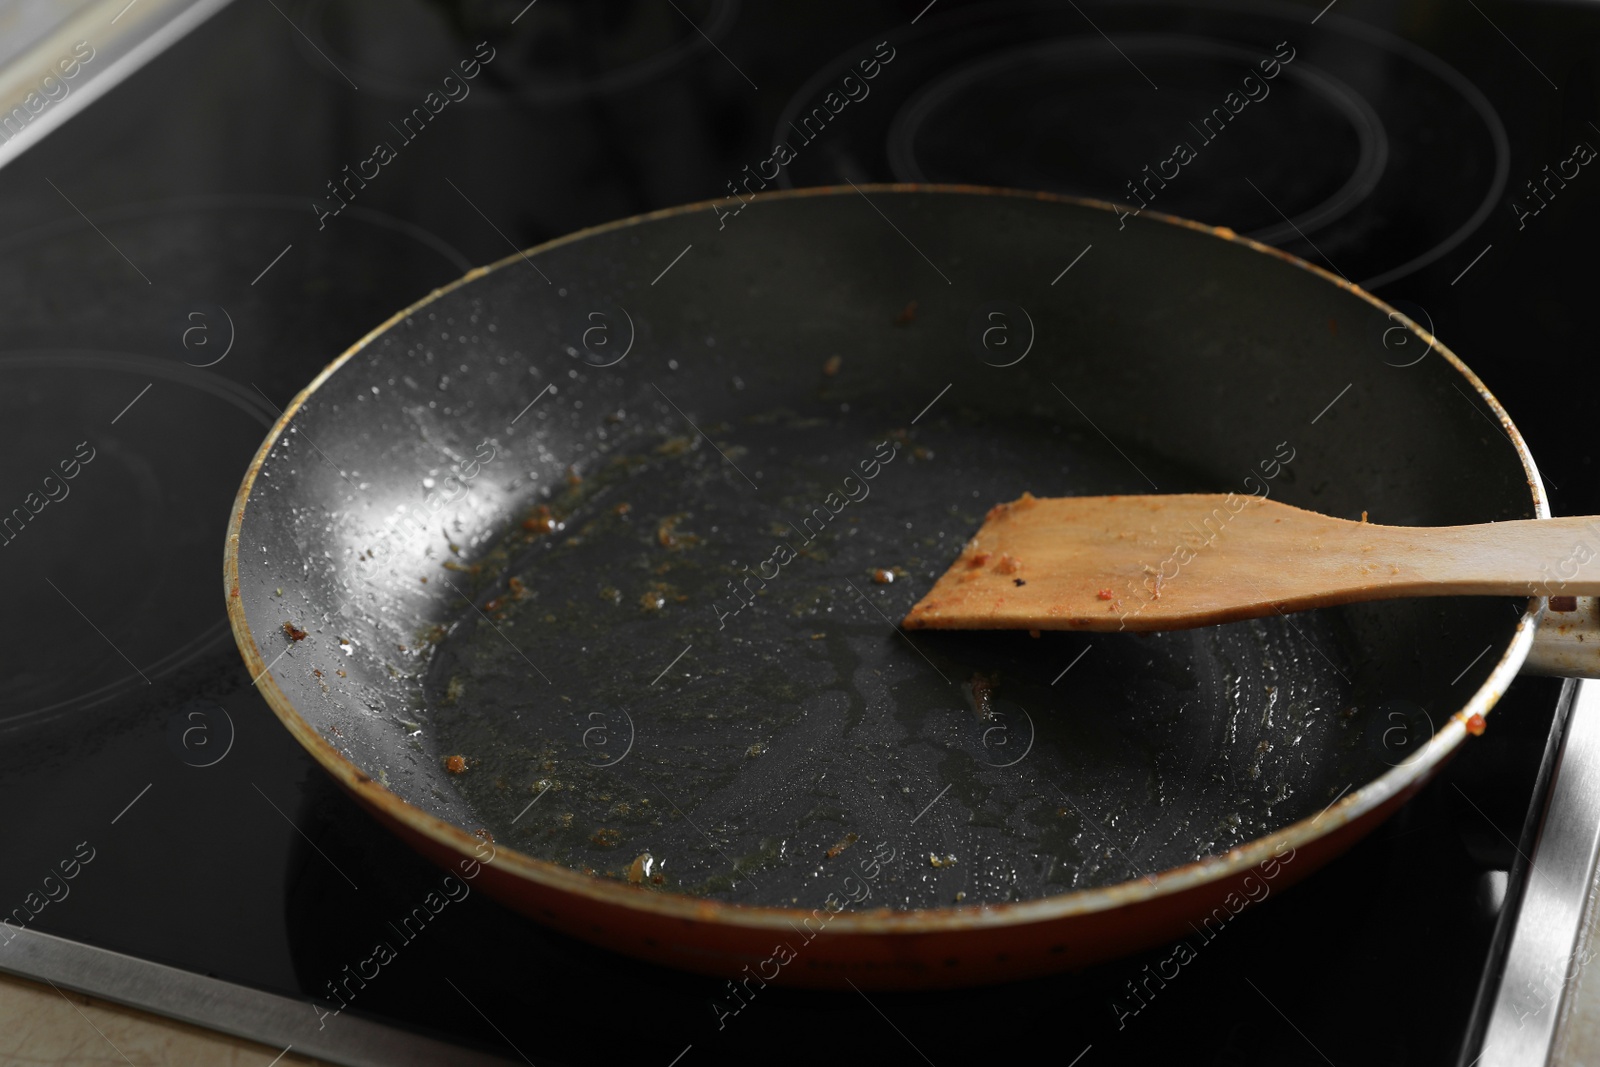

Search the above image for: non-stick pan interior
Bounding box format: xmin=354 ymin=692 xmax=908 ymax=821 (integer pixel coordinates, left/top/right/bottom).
xmin=233 ymin=188 xmax=1532 ymax=912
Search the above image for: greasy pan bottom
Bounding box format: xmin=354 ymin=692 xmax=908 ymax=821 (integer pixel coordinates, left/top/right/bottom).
xmin=225 ymin=186 xmax=1540 ymax=988
xmin=428 ymin=399 xmax=1376 ymax=910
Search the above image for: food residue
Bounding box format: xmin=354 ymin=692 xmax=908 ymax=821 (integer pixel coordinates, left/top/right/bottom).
xmin=654 ymin=436 xmax=693 ymax=457
xmin=822 ymin=355 xmax=842 ymax=376
xmin=1466 ymin=713 xmax=1487 ymax=736
xmin=826 ymin=833 xmax=859 ymax=859
xmin=1097 ymin=589 xmax=1114 ymax=601
xmin=967 ymin=672 xmax=998 ymax=719
xmin=591 ymin=828 xmax=622 ymax=849
xmin=656 ymin=513 xmax=699 ymax=549
xmin=444 ymin=754 xmax=468 ymax=774
xmin=985 ymin=492 xmax=1038 ymax=520
xmin=522 ymin=504 xmax=557 ymax=535
xmin=282 ymin=621 xmax=308 ymax=641
xmin=929 ymin=853 xmax=957 ymax=868
xmin=871 ymin=565 xmax=909 ymax=584
xmin=627 ymin=851 xmax=655 ymax=885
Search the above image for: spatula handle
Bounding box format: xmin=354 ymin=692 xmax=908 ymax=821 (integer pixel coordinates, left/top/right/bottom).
xmin=1371 ymin=516 xmax=1600 ymax=597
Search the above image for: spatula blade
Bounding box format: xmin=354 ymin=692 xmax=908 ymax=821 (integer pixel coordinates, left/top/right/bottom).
xmin=902 ymin=492 xmax=1383 ymax=632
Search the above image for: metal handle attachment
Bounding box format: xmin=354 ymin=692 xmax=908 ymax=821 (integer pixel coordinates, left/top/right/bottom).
xmin=1525 ymin=598 xmax=1600 ymax=679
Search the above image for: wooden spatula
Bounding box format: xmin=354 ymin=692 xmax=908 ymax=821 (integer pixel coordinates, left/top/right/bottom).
xmin=901 ymin=493 xmax=1600 ymax=632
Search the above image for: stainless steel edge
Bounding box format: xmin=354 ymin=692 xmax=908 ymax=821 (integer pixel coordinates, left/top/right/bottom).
xmin=0 ymin=0 xmax=236 ymax=172
xmin=1525 ymin=599 xmax=1600 ymax=679
xmin=1478 ymin=679 xmax=1600 ymax=1064
xmin=0 ymin=926 xmax=517 ymax=1066
xmin=1460 ymin=678 xmax=1580 ymax=1065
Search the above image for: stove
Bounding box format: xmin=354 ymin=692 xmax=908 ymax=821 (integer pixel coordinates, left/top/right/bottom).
xmin=1 ymin=1 xmax=1597 ymax=1063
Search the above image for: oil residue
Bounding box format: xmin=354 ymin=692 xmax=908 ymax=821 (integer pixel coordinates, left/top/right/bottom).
xmin=427 ymin=399 xmax=1369 ymax=911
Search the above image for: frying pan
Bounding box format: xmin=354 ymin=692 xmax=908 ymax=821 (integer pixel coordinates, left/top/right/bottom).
xmin=225 ymin=185 xmax=1576 ymax=991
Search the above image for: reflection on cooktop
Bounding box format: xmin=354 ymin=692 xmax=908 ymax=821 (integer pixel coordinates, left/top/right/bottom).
xmin=0 ymin=196 xmax=466 ymax=729
xmin=780 ymin=0 xmax=1509 ymax=289
xmin=294 ymin=0 xmax=739 ymax=102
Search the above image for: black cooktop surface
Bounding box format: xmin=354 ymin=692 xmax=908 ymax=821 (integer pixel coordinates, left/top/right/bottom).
xmin=1 ymin=1 xmax=1596 ymax=1063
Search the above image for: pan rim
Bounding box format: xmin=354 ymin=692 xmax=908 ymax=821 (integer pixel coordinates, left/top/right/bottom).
xmin=223 ymin=182 xmax=1545 ymax=936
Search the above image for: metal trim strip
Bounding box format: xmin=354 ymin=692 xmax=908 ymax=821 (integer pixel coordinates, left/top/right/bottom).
xmin=0 ymin=926 xmax=514 ymax=1066
xmin=1478 ymin=679 xmax=1600 ymax=1063
xmin=0 ymin=0 xmax=235 ymax=172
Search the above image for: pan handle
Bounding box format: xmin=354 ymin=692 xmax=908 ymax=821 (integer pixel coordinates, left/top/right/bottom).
xmin=1523 ymin=597 xmax=1600 ymax=678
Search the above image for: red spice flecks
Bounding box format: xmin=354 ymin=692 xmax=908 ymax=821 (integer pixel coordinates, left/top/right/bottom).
xmin=282 ymin=621 xmax=308 ymax=641
xmin=1096 ymin=588 xmax=1114 ymax=601
xmin=522 ymin=504 xmax=557 ymax=534
xmin=1465 ymin=713 xmax=1487 ymax=737
xmin=444 ymin=754 xmax=468 ymax=773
